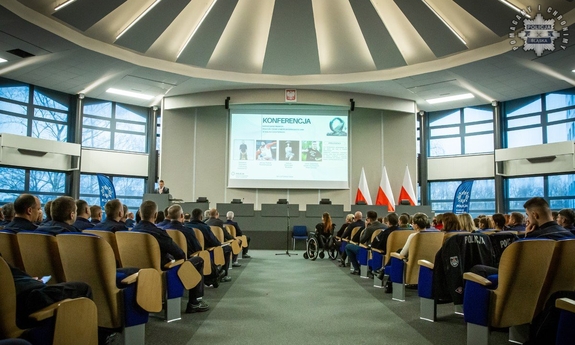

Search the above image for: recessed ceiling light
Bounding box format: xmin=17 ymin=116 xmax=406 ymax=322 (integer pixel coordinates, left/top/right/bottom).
xmin=498 ymin=0 xmax=531 ymax=18
xmin=106 ymin=88 xmax=155 ymax=100
xmin=0 ymin=58 xmax=7 ymax=63
xmin=177 ymin=0 xmax=218 ymax=58
xmin=426 ymin=93 xmax=474 ymax=104
xmin=421 ymin=0 xmax=466 ymax=45
xmin=572 ymin=69 xmax=575 ymax=73
xmin=54 ymin=0 xmax=76 ymax=11
xmin=116 ymin=0 xmax=161 ymax=40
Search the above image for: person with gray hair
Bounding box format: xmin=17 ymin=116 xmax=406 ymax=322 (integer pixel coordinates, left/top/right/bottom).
xmin=225 ymin=211 xmax=251 ymax=258
xmin=0 ymin=203 xmax=15 ymax=226
xmin=206 ymin=208 xmax=240 ymax=267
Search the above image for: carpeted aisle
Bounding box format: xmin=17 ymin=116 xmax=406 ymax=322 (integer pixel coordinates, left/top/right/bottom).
xmin=144 ymin=250 xmax=509 ymax=345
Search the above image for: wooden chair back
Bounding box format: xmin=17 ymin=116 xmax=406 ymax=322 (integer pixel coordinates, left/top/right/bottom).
xmin=82 ymin=230 xmax=122 ymax=267
xmin=193 ymin=228 xmax=205 ymax=250
xmin=348 ymin=226 xmax=361 ymax=244
xmin=115 ymin=231 xmax=162 ymax=271
xmin=17 ymin=232 xmax=66 ymax=283
xmin=535 ymin=239 xmax=575 ymax=316
xmin=490 ymin=239 xmax=556 ymax=328
xmin=210 ymin=226 xmax=225 ymax=243
xmin=0 ymin=231 xmax=24 ymax=270
xmin=57 ymin=234 xmax=122 ymax=329
xmin=193 ymin=228 xmax=225 ymax=265
xmin=225 ymin=224 xmax=236 ymax=237
xmin=0 ymin=256 xmax=24 ymax=339
xmin=384 ymin=230 xmax=415 ymax=265
xmin=405 ymin=232 xmax=444 ymax=284
xmin=166 ymin=229 xmax=187 ymax=254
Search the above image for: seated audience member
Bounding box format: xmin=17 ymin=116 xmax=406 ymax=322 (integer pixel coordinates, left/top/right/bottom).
xmin=156 ymin=207 xmax=171 ymax=228
xmin=491 ymin=213 xmax=506 ymax=231
xmin=371 ymin=212 xmax=400 ymax=254
xmin=36 ymin=196 xmax=80 ymax=234
xmin=345 ymin=210 xmax=385 ymax=275
xmin=1 ymin=202 xmax=15 ymax=226
xmin=225 ymin=211 xmax=251 ymax=258
xmin=91 ymin=199 xmax=128 ymax=233
xmin=35 ymin=207 xmax=43 ymax=224
xmin=40 ymin=201 xmax=52 ymax=225
xmin=399 ymin=212 xmax=428 ymax=258
xmin=507 ymin=212 xmax=526 ymax=231
xmin=335 ymin=213 xmax=354 ymax=267
xmin=341 ymin=211 xmax=366 ymax=243
xmin=314 ymin=212 xmax=335 ymax=251
xmin=89 ymin=205 xmax=102 ymax=225
xmin=552 ymin=210 xmax=559 ymax=222
xmin=473 ymin=217 xmax=480 ymax=229
xmin=135 ymin=210 xmax=141 ymax=224
xmin=440 ymin=213 xmax=461 ymax=232
xmin=125 ymin=212 xmax=135 ymax=228
xmin=133 ymin=201 xmax=209 ymax=313
xmin=398 ymin=214 xmax=411 ymax=229
xmin=4 ymin=194 xmax=41 ymax=232
xmin=203 ymin=210 xmax=211 ymax=222
xmin=557 ymin=208 xmax=575 ymax=233
xmin=478 ymin=217 xmax=492 ymax=231
xmin=432 ymin=214 xmax=443 ymax=230
xmin=155 ymin=210 xmax=166 ymax=225
xmin=72 ymin=199 xmax=94 ymax=231
xmin=458 ymin=213 xmax=477 ymax=232
xmin=186 ymin=208 xmax=232 ymax=282
xmin=7 ymin=254 xmax=93 ymax=329
xmin=206 ymin=208 xmax=240 ymax=267
xmin=183 ymin=213 xmax=191 ymax=224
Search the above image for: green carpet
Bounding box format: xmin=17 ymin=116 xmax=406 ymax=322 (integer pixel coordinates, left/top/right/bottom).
xmin=144 ymin=250 xmax=510 ymax=345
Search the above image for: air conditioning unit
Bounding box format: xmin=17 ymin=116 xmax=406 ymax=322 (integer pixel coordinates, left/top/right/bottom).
xmin=495 ymin=141 xmax=575 ymax=176
xmin=0 ymin=133 xmax=80 ymax=171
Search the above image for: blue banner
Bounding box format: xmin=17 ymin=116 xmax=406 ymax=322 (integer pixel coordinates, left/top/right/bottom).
xmin=97 ymin=174 xmax=116 ymax=209
xmin=452 ymin=180 xmax=474 ymax=214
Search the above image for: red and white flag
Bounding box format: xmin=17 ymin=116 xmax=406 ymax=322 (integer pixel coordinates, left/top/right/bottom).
xmin=375 ymin=166 xmax=395 ymax=211
xmin=355 ymin=167 xmax=372 ymax=205
xmin=398 ymin=166 xmax=417 ymax=206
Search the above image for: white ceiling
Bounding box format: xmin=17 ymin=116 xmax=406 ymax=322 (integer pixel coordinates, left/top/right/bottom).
xmin=0 ymin=0 xmax=574 ymax=111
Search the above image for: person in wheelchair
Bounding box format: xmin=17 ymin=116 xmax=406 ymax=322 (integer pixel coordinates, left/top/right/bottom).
xmin=315 ymin=212 xmax=334 ymax=251
xmin=305 ymin=213 xmax=338 ymax=260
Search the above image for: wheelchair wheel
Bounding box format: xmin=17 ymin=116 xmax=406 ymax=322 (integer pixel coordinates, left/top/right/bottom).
xmin=319 ymin=251 xmax=325 ymax=259
xmin=307 ymin=237 xmax=319 ymax=261
xmin=327 ymin=237 xmax=339 ymax=260
xmin=303 ymin=252 xmax=309 ymax=259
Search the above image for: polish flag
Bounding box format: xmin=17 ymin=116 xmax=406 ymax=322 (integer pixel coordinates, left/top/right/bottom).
xmin=398 ymin=166 xmax=417 ymax=206
xmin=375 ymin=166 xmax=395 ymax=211
xmin=355 ymin=167 xmax=372 ymax=205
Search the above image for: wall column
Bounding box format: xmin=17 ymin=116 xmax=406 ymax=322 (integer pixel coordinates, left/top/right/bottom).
xmin=418 ymin=111 xmax=429 ymax=205
xmin=493 ymin=102 xmax=505 ymax=213
xmin=147 ymin=106 xmax=159 ymax=193
xmin=70 ymin=94 xmax=84 ymax=199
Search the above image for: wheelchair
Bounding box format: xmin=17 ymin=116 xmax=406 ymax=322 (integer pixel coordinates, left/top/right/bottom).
xmin=303 ymin=231 xmax=339 ymax=261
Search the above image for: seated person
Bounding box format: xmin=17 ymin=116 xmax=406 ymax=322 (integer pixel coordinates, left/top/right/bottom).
xmin=477 ymin=216 xmax=492 ymax=231
xmin=4 ymin=194 xmax=41 ymax=232
xmin=225 ymin=211 xmax=251 ymax=258
xmin=506 ymin=212 xmax=526 ymax=231
xmin=183 ymin=213 xmax=191 ymax=224
xmin=399 ymin=213 xmax=428 ymax=258
xmin=0 ymin=203 xmax=15 ymax=226
xmin=89 ymin=205 xmax=102 ymax=225
xmin=335 ymin=213 xmax=354 ymax=267
xmin=314 ymin=212 xmax=335 ymax=251
xmin=206 ymin=208 xmax=241 ymax=267
xmin=440 ymin=213 xmax=462 ymax=232
xmin=557 ymin=208 xmax=575 ymax=233
xmin=125 ymin=211 xmax=135 ymax=228
xmin=431 ymin=214 xmax=443 ymax=230
xmin=36 ymin=196 xmax=81 ymax=234
xmin=72 ymin=199 xmax=94 ymax=231
xmin=490 ymin=213 xmax=506 ymax=232
xmin=399 ymin=214 xmax=412 ymax=229
xmin=39 ymin=201 xmax=52 ymax=226
xmin=91 ymin=199 xmax=128 ymax=233
xmin=346 ymin=211 xmax=385 ymax=275
xmin=458 ymin=213 xmax=477 ymax=232
xmin=133 ymin=201 xmax=209 ymax=313
xmin=156 ymin=207 xmax=171 ymax=228
xmin=186 ymin=208 xmax=232 ymax=282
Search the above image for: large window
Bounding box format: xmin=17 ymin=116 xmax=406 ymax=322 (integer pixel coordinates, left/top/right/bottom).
xmin=79 ymin=174 xmax=146 ymax=212
xmin=428 ymin=105 xmax=493 ymax=157
xmin=0 ymin=167 xmax=67 ymax=206
xmin=429 ymin=179 xmax=495 ymax=217
xmin=82 ymin=100 xmax=148 ymax=153
xmin=504 ymin=89 xmax=575 ymax=148
xmin=0 ymin=79 xmax=70 ymax=142
xmin=506 ymin=174 xmax=575 ymax=212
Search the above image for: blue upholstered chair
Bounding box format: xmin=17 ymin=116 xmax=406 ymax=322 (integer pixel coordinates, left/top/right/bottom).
xmin=556 ymin=298 xmax=575 ymax=345
xmin=292 ymin=225 xmax=308 ymax=250
xmin=371 ymin=230 xmax=414 ymax=287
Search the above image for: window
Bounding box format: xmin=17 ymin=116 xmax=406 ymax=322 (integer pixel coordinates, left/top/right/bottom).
xmin=0 ymin=167 xmax=66 ymax=206
xmin=506 ymin=174 xmax=575 ymax=211
xmin=428 ymin=179 xmax=495 ymax=217
xmin=428 ymin=106 xmax=493 ymax=157
xmin=0 ymin=79 xmax=70 ymax=142
xmin=80 ymin=174 xmax=146 ymax=212
xmin=504 ymin=88 xmax=575 ymax=148
xmin=82 ymin=100 xmax=148 ymax=153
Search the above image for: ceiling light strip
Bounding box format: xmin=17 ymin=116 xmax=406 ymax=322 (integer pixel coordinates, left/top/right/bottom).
xmin=426 ymin=93 xmax=474 ymax=104
xmin=0 ymin=58 xmax=7 ymax=63
xmin=106 ymin=88 xmax=155 ymax=100
xmin=54 ymin=0 xmax=77 ymax=11
xmin=421 ymin=0 xmax=466 ymax=45
xmin=177 ymin=0 xmax=218 ymax=58
xmin=498 ymin=0 xmax=531 ymax=18
xmin=116 ymin=0 xmax=162 ymax=40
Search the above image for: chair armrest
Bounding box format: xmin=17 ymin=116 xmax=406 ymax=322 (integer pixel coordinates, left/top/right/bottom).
xmin=335 ymin=236 xmax=341 ymax=241
xmin=371 ymin=248 xmax=384 ymax=254
xmin=556 ymin=298 xmax=575 ymax=313
xmin=359 ymin=243 xmax=369 ymax=249
xmin=164 ymin=259 xmax=184 ymax=269
xmin=418 ymin=260 xmax=434 ymax=269
xmin=390 ymin=252 xmax=405 ymax=260
xmin=120 ymin=272 xmax=139 ymax=285
xmin=224 ymin=239 xmax=234 ymax=244
xmin=29 ymin=299 xmax=72 ymax=321
xmin=463 ymin=272 xmax=492 ymax=286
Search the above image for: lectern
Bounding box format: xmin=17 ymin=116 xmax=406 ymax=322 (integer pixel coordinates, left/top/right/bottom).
xmin=143 ymin=193 xmax=171 ymax=211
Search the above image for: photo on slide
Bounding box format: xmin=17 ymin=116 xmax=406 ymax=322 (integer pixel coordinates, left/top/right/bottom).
xmin=255 ymin=140 xmax=277 ymax=161
xmin=279 ymin=140 xmax=299 ymax=161
xmin=301 ymin=141 xmax=323 ymax=161
xmin=233 ymin=139 xmax=254 ymax=160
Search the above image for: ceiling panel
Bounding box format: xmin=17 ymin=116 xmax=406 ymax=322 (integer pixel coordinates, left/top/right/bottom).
xmin=394 ymin=0 xmax=467 ymax=57
xmin=262 ymin=0 xmax=320 ymax=75
xmin=454 ymin=0 xmax=517 ymax=37
xmin=53 ymin=0 xmax=126 ymax=32
xmin=349 ymin=0 xmax=406 ymax=70
xmin=176 ymin=0 xmax=239 ymax=67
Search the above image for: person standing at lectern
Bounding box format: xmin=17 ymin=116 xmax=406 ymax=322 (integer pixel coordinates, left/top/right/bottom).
xmin=155 ymin=180 xmax=170 ymax=194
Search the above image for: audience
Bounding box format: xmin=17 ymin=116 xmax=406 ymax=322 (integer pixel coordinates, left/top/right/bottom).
xmin=458 ymin=213 xmax=477 ymax=232
xmin=432 ymin=213 xmax=443 ymax=230
xmin=557 ymin=208 xmax=575 ymax=233
xmin=0 ymin=203 xmax=15 ymax=226
xmin=72 ymin=199 xmax=94 ymax=230
xmin=345 ymin=211 xmax=384 ymax=275
xmin=36 ymin=196 xmax=80 ymax=234
xmin=314 ymin=212 xmax=334 ymax=251
xmin=399 ymin=212 xmax=428 ymax=258
xmin=491 ymin=213 xmax=506 ymax=231
xmin=440 ymin=213 xmax=461 ymax=232
xmin=89 ymin=205 xmax=102 ymax=225
xmin=156 ymin=207 xmax=171 ymax=228
xmin=478 ymin=216 xmax=492 ymax=231
xmin=507 ymin=212 xmax=525 ymax=231
xmin=40 ymin=201 xmax=52 ymax=225
xmin=206 ymin=208 xmax=240 ymax=267
xmin=523 ymin=198 xmax=574 ymax=240
xmin=91 ymin=199 xmax=128 ymax=232
xmin=398 ymin=214 xmax=411 ymax=229
xmin=225 ymin=211 xmax=251 ymax=258
xmin=3 ymin=194 xmax=41 ymax=232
